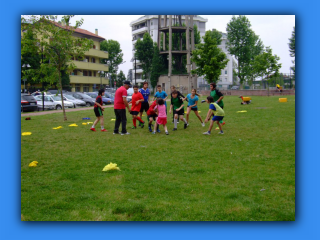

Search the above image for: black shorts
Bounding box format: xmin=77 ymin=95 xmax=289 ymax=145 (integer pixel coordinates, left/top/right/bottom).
xmin=148 ymin=114 xmax=157 ymax=120
xmin=140 ymin=102 xmax=149 ymax=113
xmin=94 ymin=107 xmax=103 ymax=117
xmin=189 ymin=106 xmax=198 ymax=111
xmin=130 ymin=111 xmax=139 ymax=116
xmin=174 ymin=108 xmax=184 ymax=116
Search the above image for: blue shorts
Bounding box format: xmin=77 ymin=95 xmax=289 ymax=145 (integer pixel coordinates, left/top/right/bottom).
xmin=212 ymin=116 xmax=224 ymax=121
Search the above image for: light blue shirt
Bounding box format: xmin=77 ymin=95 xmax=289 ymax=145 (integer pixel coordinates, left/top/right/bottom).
xmin=187 ymin=94 xmax=199 ymax=107
xmin=154 ymin=91 xmax=168 ymax=106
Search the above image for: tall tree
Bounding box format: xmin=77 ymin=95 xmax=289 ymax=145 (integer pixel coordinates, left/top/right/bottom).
xmin=135 ymin=32 xmax=154 ymax=84
xmin=226 ymin=15 xmax=263 ymax=88
xmin=191 ymin=31 xmax=229 ymax=83
xmin=288 ymin=26 xmax=295 ymax=76
xmin=100 ymin=40 xmax=123 ymax=77
xmin=21 ymin=15 xmax=93 ymax=121
xmin=116 ymin=70 xmax=126 ymax=87
xmin=252 ymin=47 xmax=282 ymax=95
xmin=207 ymin=29 xmax=222 ymax=45
xmin=150 ymin=43 xmax=164 ymax=90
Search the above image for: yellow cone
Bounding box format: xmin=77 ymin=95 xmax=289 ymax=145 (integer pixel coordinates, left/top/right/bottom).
xmin=69 ymin=124 xmax=78 ymax=127
xmin=102 ymin=162 xmax=120 ymax=172
xmin=29 ymin=161 xmax=38 ymax=167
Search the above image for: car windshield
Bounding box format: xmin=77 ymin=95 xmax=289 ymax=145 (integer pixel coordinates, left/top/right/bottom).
xmin=65 ymin=95 xmax=76 ymax=100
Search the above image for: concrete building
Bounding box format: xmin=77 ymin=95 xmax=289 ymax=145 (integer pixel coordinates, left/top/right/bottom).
xmin=130 ymin=15 xmax=207 ymax=85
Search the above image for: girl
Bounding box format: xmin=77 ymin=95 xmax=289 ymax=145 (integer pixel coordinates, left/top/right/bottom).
xmin=169 ymin=90 xmax=188 ymax=131
xmin=183 ymin=89 xmax=205 ymax=127
xmin=146 ymin=98 xmax=160 ymax=132
xmin=91 ymin=89 xmax=107 ymax=132
xmin=152 ymin=98 xmax=169 ymax=135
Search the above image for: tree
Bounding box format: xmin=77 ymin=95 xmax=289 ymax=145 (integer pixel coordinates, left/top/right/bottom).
xmin=288 ymin=26 xmax=295 ymax=76
xmin=252 ymin=47 xmax=282 ymax=95
xmin=100 ymin=40 xmax=123 ymax=77
xmin=226 ymin=15 xmax=264 ymax=88
xmin=150 ymin=43 xmax=164 ymax=91
xmin=135 ymin=32 xmax=154 ymax=84
xmin=21 ymin=15 xmax=93 ymax=121
xmin=116 ymin=70 xmax=126 ymax=87
xmin=207 ymin=29 xmax=222 ymax=45
xmin=191 ymin=31 xmax=229 ymax=83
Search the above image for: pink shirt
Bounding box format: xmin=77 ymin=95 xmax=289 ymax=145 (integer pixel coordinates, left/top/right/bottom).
xmin=154 ymin=104 xmax=167 ymax=118
xmin=114 ymin=86 xmax=128 ymax=109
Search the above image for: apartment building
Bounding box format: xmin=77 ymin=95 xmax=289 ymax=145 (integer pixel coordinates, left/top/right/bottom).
xmin=130 ymin=15 xmax=207 ymax=85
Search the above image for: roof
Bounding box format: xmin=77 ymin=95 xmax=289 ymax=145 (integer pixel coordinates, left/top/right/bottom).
xmin=52 ymin=21 xmax=105 ymax=40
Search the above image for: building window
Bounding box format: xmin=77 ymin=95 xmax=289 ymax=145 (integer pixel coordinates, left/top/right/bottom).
xmin=225 ymin=70 xmax=227 ymax=75
xmin=83 ymin=85 xmax=89 ymax=92
xmin=91 ymin=58 xmax=95 ymax=63
xmin=83 ymin=70 xmax=88 ymax=76
xmin=151 ymin=21 xmax=153 ymax=26
xmin=88 ymin=71 xmax=92 ymax=77
xmin=75 ymin=84 xmax=81 ymax=92
xmin=93 ymin=71 xmax=96 ymax=77
xmin=85 ymin=56 xmax=89 ymax=62
xmin=225 ymin=78 xmax=227 ymax=82
xmin=93 ymin=45 xmax=96 ymax=49
xmin=73 ymin=70 xmax=77 ymax=75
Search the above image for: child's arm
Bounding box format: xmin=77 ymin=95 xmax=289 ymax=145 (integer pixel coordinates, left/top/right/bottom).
xmin=205 ymin=109 xmax=212 ymax=123
xmin=176 ymin=103 xmax=184 ymax=111
xmin=190 ymin=100 xmax=198 ymax=108
xmin=169 ymin=104 xmax=173 ymax=114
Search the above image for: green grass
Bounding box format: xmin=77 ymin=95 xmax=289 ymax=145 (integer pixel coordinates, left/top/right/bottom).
xmin=21 ymin=95 xmax=295 ymax=221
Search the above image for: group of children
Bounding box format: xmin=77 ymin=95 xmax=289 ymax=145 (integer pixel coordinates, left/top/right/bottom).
xmin=91 ymin=82 xmax=225 ymax=136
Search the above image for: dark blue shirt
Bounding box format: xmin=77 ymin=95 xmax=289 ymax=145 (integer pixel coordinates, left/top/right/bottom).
xmin=139 ymin=88 xmax=150 ymax=102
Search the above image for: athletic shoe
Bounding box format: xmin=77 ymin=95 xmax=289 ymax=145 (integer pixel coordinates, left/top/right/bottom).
xmin=215 ymin=127 xmax=219 ymax=130
xmin=203 ymin=131 xmax=211 ymax=135
xmin=157 ymin=129 xmax=161 ymax=133
xmin=138 ymin=122 xmax=142 ymax=127
xmin=121 ymin=132 xmax=130 ymax=135
xmin=165 ymin=132 xmax=169 ymax=135
xmin=184 ymin=123 xmax=188 ymax=129
xmin=151 ymin=132 xmax=156 ymax=134
xmin=101 ymin=129 xmax=108 ymax=132
xmin=113 ymin=132 xmax=119 ymax=135
xmin=141 ymin=122 xmax=145 ymax=128
xmin=177 ymin=121 xmax=179 ymax=123
xmin=202 ymin=122 xmax=205 ymax=127
xmin=90 ymin=128 xmax=96 ymax=132
xmin=131 ymin=126 xmax=137 ymax=129
xmin=148 ymin=126 xmax=152 ymax=132
xmin=218 ymin=131 xmax=224 ymax=134
xmin=173 ymin=128 xmax=177 ymax=131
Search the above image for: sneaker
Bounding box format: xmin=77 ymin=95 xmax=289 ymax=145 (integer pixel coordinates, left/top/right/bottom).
xmin=151 ymin=131 xmax=156 ymax=134
xmin=101 ymin=129 xmax=108 ymax=132
xmin=202 ymin=122 xmax=205 ymax=127
xmin=141 ymin=122 xmax=145 ymax=128
xmin=131 ymin=126 xmax=137 ymax=129
xmin=203 ymin=131 xmax=211 ymax=135
xmin=148 ymin=126 xmax=152 ymax=132
xmin=90 ymin=128 xmax=96 ymax=132
xmin=173 ymin=128 xmax=177 ymax=131
xmin=184 ymin=123 xmax=188 ymax=129
xmin=215 ymin=127 xmax=219 ymax=130
xmin=113 ymin=132 xmax=119 ymax=135
xmin=218 ymin=131 xmax=224 ymax=134
xmin=157 ymin=129 xmax=161 ymax=133
xmin=165 ymin=132 xmax=169 ymax=135
xmin=121 ymin=132 xmax=130 ymax=135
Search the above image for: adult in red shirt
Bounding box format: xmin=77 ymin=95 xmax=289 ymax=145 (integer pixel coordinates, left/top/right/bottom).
xmin=113 ymin=81 xmax=131 ymax=135
xmin=130 ymin=85 xmax=145 ymax=129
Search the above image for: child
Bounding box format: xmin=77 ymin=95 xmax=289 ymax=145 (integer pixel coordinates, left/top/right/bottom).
xmin=130 ymin=85 xmax=145 ymax=129
xmin=170 ymin=85 xmax=187 ymax=123
xmin=138 ymin=81 xmax=150 ymax=125
xmin=146 ymin=98 xmax=160 ymax=132
xmin=152 ymin=98 xmax=169 ymax=135
xmin=169 ymin=90 xmax=188 ymax=131
xmin=183 ymin=89 xmax=205 ymax=127
xmin=91 ymin=88 xmax=107 ymax=132
xmin=153 ymin=85 xmax=168 ymax=112
xmin=203 ymin=96 xmax=225 ymax=135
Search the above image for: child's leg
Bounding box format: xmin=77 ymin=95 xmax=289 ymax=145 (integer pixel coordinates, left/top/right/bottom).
xmin=194 ymin=111 xmax=203 ymax=123
xmin=132 ymin=115 xmax=137 ymax=127
xmin=153 ymin=122 xmax=158 ymax=132
xmin=92 ymin=117 xmax=100 ymax=128
xmin=100 ymin=116 xmax=105 ymax=129
xmin=208 ymin=120 xmax=214 ymax=132
xmin=217 ymin=121 xmax=223 ymax=132
xmin=186 ymin=107 xmax=191 ymax=123
xmin=148 ymin=117 xmax=153 ymax=127
xmin=180 ymin=115 xmax=187 ymax=124
xmin=174 ymin=114 xmax=178 ymax=129
xmin=164 ymin=124 xmax=168 ymax=132
xmin=136 ymin=116 xmax=144 ymax=123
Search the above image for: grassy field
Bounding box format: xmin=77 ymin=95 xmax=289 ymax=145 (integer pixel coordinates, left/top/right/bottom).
xmin=21 ymin=95 xmax=295 ymax=221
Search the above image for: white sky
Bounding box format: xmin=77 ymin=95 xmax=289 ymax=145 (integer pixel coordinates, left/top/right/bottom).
xmin=55 ymin=15 xmax=295 ymax=78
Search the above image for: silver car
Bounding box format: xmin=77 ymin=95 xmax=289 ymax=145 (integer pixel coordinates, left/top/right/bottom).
xmin=61 ymin=94 xmax=86 ymax=108
xmin=35 ymin=95 xmax=73 ymax=110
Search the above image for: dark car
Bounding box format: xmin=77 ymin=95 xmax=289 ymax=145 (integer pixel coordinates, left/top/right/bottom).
xmin=68 ymin=92 xmax=95 ymax=107
xmin=21 ymin=94 xmax=38 ymax=112
xmin=85 ymin=92 xmax=113 ymax=105
xmin=104 ymin=92 xmax=115 ymax=102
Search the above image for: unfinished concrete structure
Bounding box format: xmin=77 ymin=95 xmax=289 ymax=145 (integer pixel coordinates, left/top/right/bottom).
xmin=157 ymin=15 xmax=197 ymax=94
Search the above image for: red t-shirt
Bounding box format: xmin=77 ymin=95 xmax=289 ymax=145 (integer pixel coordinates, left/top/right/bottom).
xmin=131 ymin=92 xmax=144 ymax=112
xmin=114 ymin=86 xmax=128 ymax=109
xmin=146 ymin=100 xmax=157 ymax=115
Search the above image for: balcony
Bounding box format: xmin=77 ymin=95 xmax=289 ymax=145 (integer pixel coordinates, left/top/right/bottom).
xmin=132 ymin=26 xmax=148 ymax=35
xmin=85 ymin=48 xmax=109 ymax=59
xmin=72 ymin=60 xmax=109 ymax=72
xmin=135 ymin=68 xmax=143 ymax=74
xmin=70 ymin=75 xmax=109 ymax=85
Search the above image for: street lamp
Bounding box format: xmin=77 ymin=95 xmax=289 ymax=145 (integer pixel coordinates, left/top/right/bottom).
xmin=22 ymin=64 xmax=30 ymax=92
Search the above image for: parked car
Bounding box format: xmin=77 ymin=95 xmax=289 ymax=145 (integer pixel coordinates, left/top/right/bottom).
xmin=127 ymin=92 xmax=133 ymax=103
xmin=104 ymin=92 xmax=115 ymax=102
xmin=35 ymin=98 xmax=55 ymax=111
xmin=21 ymin=94 xmax=38 ymax=112
xmin=231 ymin=86 xmax=240 ymax=90
xmin=85 ymin=92 xmax=113 ymax=105
xmin=47 ymin=89 xmax=69 ymax=95
xmin=31 ymin=91 xmax=51 ymax=97
xmin=34 ymin=95 xmax=74 ymax=110
xmin=60 ymin=94 xmax=86 ymax=108
xmin=68 ymin=92 xmax=95 ymax=107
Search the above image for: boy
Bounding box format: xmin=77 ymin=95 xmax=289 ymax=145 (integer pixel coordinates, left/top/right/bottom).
xmin=130 ymin=85 xmax=145 ymax=129
xmin=209 ymin=82 xmax=225 ymax=126
xmin=153 ymin=85 xmax=168 ymax=112
xmin=203 ymin=96 xmax=225 ymax=135
xmin=146 ymin=99 xmax=160 ymax=132
xmin=138 ymin=82 xmax=150 ymax=126
xmin=169 ymin=90 xmax=188 ymax=131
